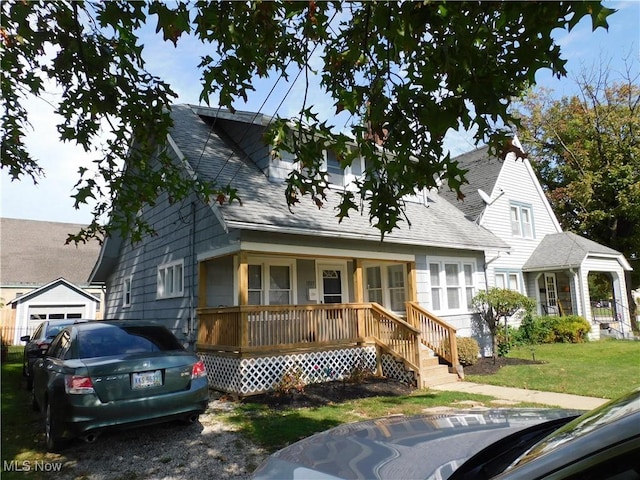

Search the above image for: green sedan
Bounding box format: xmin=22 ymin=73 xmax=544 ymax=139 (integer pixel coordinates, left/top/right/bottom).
xmin=31 ymin=321 xmax=209 ymax=451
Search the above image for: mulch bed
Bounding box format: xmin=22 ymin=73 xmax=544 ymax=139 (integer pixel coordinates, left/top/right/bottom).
xmin=244 ymin=376 xmax=414 ymax=409
xmin=243 ymin=357 xmax=546 ymax=409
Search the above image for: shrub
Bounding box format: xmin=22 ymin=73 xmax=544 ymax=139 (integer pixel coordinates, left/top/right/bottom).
xmin=456 ymin=336 xmax=480 ymax=366
xmin=516 ymin=314 xmax=555 ymax=345
xmin=344 ymin=352 xmax=374 ymax=384
xmin=495 ymin=325 xmax=519 ymax=356
xmin=515 ymin=314 xmax=591 ymax=344
xmin=275 ymin=366 xmax=305 ymax=396
xmin=549 ymin=315 xmax=591 ymax=343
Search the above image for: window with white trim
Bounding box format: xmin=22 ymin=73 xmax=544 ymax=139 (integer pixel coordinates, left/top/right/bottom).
xmin=247 ymin=260 xmax=294 ymax=305
xmin=364 ymin=263 xmax=406 ymax=312
xmin=430 ymin=260 xmax=476 ymax=312
xmin=322 ymin=149 xmax=364 ymax=187
xmin=123 ymin=276 xmax=132 ymax=307
xmin=157 ymin=260 xmax=184 ymax=299
xmin=248 ymin=264 xmax=263 ymax=305
xmin=495 ymin=270 xmax=521 ymax=292
xmin=510 ymin=202 xmax=534 ymax=238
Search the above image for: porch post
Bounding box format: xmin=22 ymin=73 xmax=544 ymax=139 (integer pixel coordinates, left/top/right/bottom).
xmin=198 ymin=261 xmax=208 ymax=308
xmin=407 ymin=261 xmax=418 ymax=326
xmin=353 ymin=259 xmax=365 ymax=341
xmin=407 ymin=261 xmax=417 ymax=302
xmin=238 ymin=251 xmax=249 ymax=348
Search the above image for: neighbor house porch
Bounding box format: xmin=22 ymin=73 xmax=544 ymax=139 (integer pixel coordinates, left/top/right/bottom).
xmin=195 ymin=250 xmax=461 ymax=396
xmin=527 ymin=267 xmax=633 ymax=340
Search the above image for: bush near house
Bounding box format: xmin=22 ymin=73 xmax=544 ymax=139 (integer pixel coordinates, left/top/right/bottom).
xmin=516 ymin=314 xmax=591 ymax=345
xmin=456 ymin=337 xmax=480 ymax=366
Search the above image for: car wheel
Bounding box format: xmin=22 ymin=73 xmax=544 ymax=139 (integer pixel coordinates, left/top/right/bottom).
xmin=25 ymin=372 xmax=33 ymax=391
xmin=45 ymin=402 xmax=65 ymax=452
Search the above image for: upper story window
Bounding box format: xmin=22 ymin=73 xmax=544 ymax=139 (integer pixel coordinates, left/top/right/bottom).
xmin=430 ymin=260 xmax=476 ymax=312
xmin=322 ymin=149 xmax=364 ymax=188
xmin=365 ymin=263 xmax=406 ymax=313
xmin=510 ymin=202 xmax=534 ymax=238
xmin=157 ymin=260 xmax=184 ymax=299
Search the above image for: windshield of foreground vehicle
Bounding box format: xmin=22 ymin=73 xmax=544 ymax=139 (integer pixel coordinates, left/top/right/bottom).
xmin=507 ymin=387 xmax=640 ymax=470
xmin=78 ymin=325 xmax=184 ymax=358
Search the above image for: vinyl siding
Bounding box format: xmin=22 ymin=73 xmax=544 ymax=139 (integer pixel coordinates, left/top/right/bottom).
xmin=102 ymin=189 xmax=228 ymax=341
xmin=480 ymin=157 xmax=562 ymax=294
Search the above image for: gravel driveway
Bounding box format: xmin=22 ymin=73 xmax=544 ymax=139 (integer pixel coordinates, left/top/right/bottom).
xmin=48 ymin=393 xmax=267 ymax=480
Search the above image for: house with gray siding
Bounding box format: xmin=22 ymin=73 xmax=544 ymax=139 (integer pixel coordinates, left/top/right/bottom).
xmin=90 ymin=105 xmax=633 ymax=396
xmin=90 ymin=105 xmax=511 ymax=395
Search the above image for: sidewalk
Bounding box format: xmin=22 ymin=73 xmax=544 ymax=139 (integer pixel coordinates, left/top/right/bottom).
xmin=430 ymin=381 xmax=610 ymax=410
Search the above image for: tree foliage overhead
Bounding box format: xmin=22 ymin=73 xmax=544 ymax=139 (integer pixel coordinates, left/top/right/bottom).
xmin=515 ymin=61 xmax=640 ymax=285
xmin=1 ymin=1 xmax=615 ymax=243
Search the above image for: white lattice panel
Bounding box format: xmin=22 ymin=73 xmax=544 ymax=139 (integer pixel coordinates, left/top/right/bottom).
xmin=201 ymin=347 xmax=384 ymax=396
xmin=381 ymin=354 xmax=417 ymax=387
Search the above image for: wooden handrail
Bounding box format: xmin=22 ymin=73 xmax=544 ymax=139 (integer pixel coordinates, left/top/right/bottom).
xmin=406 ymin=302 xmax=459 ymax=367
xmin=368 ymin=303 xmax=421 ymax=369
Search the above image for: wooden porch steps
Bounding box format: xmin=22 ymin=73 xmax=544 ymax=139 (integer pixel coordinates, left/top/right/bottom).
xmin=417 ymin=347 xmax=460 ymax=388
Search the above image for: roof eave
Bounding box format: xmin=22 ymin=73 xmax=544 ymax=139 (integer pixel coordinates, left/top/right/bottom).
xmin=224 ymin=220 xmax=509 ymax=252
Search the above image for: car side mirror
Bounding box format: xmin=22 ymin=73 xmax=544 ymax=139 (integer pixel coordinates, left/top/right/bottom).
xmin=20 ymin=335 xmax=30 ymax=342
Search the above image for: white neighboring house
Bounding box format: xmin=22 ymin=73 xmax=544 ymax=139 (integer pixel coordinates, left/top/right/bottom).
xmin=439 ymin=137 xmax=633 ymax=339
xmin=7 ymin=278 xmax=101 ymax=344
xmin=0 ymin=218 xmax=104 ymax=344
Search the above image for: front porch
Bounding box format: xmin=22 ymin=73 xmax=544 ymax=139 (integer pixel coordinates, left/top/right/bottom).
xmin=529 ymin=267 xmax=634 ymax=340
xmin=197 ymin=302 xmax=461 ymax=396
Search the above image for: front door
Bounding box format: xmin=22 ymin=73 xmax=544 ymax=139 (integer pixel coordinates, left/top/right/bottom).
xmin=318 ymin=264 xmax=347 ymax=304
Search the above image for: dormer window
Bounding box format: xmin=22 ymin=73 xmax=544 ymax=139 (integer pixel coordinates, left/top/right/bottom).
xmin=325 ymin=150 xmax=344 ymax=185
xmin=323 ymin=150 xmax=364 ymax=188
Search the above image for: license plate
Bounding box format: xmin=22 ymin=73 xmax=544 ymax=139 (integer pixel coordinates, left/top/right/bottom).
xmin=131 ymin=370 xmax=163 ymax=389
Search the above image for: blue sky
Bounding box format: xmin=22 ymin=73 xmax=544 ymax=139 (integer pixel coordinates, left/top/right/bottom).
xmin=1 ymin=1 xmax=638 ymax=225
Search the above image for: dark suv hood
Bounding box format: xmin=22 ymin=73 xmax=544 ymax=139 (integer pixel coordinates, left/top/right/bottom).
xmin=252 ymin=408 xmax=577 ymax=480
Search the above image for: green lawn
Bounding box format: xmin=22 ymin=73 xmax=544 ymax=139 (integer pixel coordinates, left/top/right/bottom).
xmin=465 ymin=340 xmax=640 ymax=399
xmin=1 ymin=347 xmax=62 ymax=480
xmin=2 ymin=340 xmax=639 ymax=460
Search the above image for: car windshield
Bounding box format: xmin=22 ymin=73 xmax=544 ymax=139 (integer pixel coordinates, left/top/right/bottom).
xmin=45 ymin=323 xmax=73 ymax=339
xmin=507 ymin=387 xmax=640 ymax=470
xmin=78 ymin=325 xmax=184 ymax=358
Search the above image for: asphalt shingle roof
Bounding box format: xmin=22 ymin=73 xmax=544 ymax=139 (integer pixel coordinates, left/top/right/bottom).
xmin=523 ymin=232 xmax=625 ymax=271
xmin=169 ymin=105 xmax=508 ymax=251
xmin=0 ymin=218 xmax=101 ymax=285
xmin=438 ymin=146 xmax=504 ymax=220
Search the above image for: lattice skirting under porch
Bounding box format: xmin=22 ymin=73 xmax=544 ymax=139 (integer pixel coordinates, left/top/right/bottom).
xmin=199 ymin=347 xmax=416 ymax=396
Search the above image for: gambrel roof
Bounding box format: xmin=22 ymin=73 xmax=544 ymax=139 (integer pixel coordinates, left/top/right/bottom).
xmin=523 ymin=232 xmax=632 ymax=271
xmin=168 ymin=104 xmax=508 ymax=251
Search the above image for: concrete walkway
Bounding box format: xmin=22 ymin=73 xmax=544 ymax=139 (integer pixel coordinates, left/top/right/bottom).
xmin=430 ymin=381 xmax=610 ymax=410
